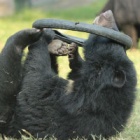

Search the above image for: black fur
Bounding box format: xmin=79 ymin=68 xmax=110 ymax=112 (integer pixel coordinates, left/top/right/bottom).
xmin=0 ymin=29 xmax=137 ymax=140
xmin=0 ymin=29 xmax=42 ymax=134
xmin=67 ymin=47 xmax=84 ymax=81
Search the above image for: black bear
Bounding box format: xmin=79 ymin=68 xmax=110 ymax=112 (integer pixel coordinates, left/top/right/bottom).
xmin=0 ymin=10 xmax=137 ymax=140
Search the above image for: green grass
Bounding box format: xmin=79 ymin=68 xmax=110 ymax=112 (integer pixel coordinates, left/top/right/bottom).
xmin=0 ymin=0 xmax=107 ymax=47
xmin=0 ymin=0 xmax=140 ymax=139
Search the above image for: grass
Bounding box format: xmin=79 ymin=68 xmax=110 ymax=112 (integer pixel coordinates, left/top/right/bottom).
xmin=0 ymin=0 xmax=140 ymax=139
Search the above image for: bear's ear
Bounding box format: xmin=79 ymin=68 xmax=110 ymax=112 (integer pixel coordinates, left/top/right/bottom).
xmin=112 ymin=70 xmax=126 ymax=88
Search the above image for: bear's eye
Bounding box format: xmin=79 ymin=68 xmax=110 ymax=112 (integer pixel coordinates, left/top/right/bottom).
xmin=95 ymin=63 xmax=101 ymax=71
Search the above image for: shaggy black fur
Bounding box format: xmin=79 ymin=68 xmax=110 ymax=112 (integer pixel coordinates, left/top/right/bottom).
xmin=0 ymin=28 xmax=137 ymax=140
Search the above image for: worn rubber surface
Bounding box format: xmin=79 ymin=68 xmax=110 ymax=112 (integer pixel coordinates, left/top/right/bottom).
xmin=33 ymin=19 xmax=133 ymax=49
